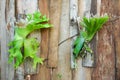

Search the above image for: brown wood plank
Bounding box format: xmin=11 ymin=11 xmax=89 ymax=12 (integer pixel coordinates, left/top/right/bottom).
xmin=92 ymin=0 xmax=115 ymax=80
xmin=111 ymin=0 xmax=120 ymax=79
xmin=31 ymin=0 xmax=51 ymax=80
xmin=52 ymin=0 xmax=72 ymax=80
xmin=39 ymin=0 xmax=50 ymax=61
xmin=48 ymin=0 xmax=62 ymax=68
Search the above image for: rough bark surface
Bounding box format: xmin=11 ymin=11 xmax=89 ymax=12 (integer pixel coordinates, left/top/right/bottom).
xmin=92 ymin=0 xmax=115 ymax=80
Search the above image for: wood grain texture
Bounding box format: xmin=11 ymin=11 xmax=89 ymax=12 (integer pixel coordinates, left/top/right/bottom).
xmin=73 ymin=0 xmax=92 ymax=80
xmin=92 ymin=0 xmax=115 ymax=80
xmin=0 ymin=1 xmax=8 ymax=80
xmin=52 ymin=0 xmax=72 ymax=80
xmin=70 ymin=0 xmax=78 ymax=69
xmin=82 ymin=0 xmax=95 ymax=67
xmin=0 ymin=0 xmax=15 ymax=80
xmin=48 ymin=0 xmax=62 ymax=68
xmin=82 ymin=0 xmax=97 ymax=68
xmin=39 ymin=0 xmax=50 ymax=61
xmin=111 ymin=0 xmax=120 ymax=79
xmin=31 ymin=0 xmax=51 ymax=80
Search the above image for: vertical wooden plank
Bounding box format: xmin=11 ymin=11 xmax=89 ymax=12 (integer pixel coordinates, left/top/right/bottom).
xmin=70 ymin=0 xmax=78 ymax=69
xmin=39 ymin=0 xmax=49 ymax=59
xmin=111 ymin=0 xmax=120 ymax=80
xmin=92 ymin=0 xmax=115 ymax=80
xmin=31 ymin=0 xmax=51 ymax=80
xmin=5 ymin=0 xmax=15 ymax=80
xmin=52 ymin=0 xmax=72 ymax=80
xmin=0 ymin=1 xmax=7 ymax=80
xmin=82 ymin=0 xmax=97 ymax=67
xmin=73 ymin=0 xmax=92 ymax=80
xmin=0 ymin=0 xmax=15 ymax=80
xmin=48 ymin=0 xmax=62 ymax=67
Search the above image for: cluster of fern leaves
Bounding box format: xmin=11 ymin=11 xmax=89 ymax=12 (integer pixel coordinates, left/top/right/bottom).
xmin=73 ymin=15 xmax=109 ymax=58
xmin=8 ymin=11 xmax=51 ymax=68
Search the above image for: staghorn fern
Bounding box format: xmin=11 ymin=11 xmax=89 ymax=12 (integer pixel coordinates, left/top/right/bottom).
xmin=73 ymin=15 xmax=109 ymax=58
xmin=8 ymin=11 xmax=52 ymax=68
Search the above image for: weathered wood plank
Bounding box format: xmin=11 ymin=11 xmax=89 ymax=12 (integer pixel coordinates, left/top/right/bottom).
xmin=16 ymin=0 xmax=40 ymax=78
xmin=111 ymin=0 xmax=120 ymax=79
xmin=92 ymin=0 xmax=115 ymax=80
xmin=5 ymin=0 xmax=15 ymax=80
xmin=82 ymin=0 xmax=97 ymax=67
xmin=52 ymin=0 xmax=72 ymax=80
xmin=0 ymin=1 xmax=7 ymax=80
xmin=0 ymin=0 xmax=15 ymax=80
xmin=73 ymin=0 xmax=92 ymax=80
xmin=48 ymin=0 xmax=62 ymax=68
xmin=31 ymin=0 xmax=51 ymax=80
xmin=70 ymin=0 xmax=78 ymax=69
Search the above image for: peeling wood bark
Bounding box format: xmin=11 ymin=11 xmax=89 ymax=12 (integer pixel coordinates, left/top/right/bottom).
xmin=92 ymin=0 xmax=115 ymax=80
xmin=48 ymin=0 xmax=62 ymax=68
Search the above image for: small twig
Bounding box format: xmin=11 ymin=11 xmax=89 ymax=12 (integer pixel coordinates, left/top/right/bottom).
xmin=58 ymin=33 xmax=79 ymax=46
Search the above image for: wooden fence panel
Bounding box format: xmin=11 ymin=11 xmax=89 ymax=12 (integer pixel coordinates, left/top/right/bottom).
xmin=0 ymin=0 xmax=120 ymax=80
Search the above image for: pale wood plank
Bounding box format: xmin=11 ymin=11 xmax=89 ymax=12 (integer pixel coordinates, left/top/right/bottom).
xmin=52 ymin=0 xmax=72 ymax=80
xmin=6 ymin=0 xmax=15 ymax=79
xmin=73 ymin=0 xmax=92 ymax=80
xmin=48 ymin=0 xmax=62 ymax=68
xmin=82 ymin=0 xmax=95 ymax=67
xmin=70 ymin=0 xmax=78 ymax=69
xmin=0 ymin=1 xmax=7 ymax=80
xmin=0 ymin=0 xmax=15 ymax=80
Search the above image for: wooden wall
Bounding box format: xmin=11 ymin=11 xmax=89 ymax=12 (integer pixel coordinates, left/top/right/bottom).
xmin=0 ymin=0 xmax=120 ymax=80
